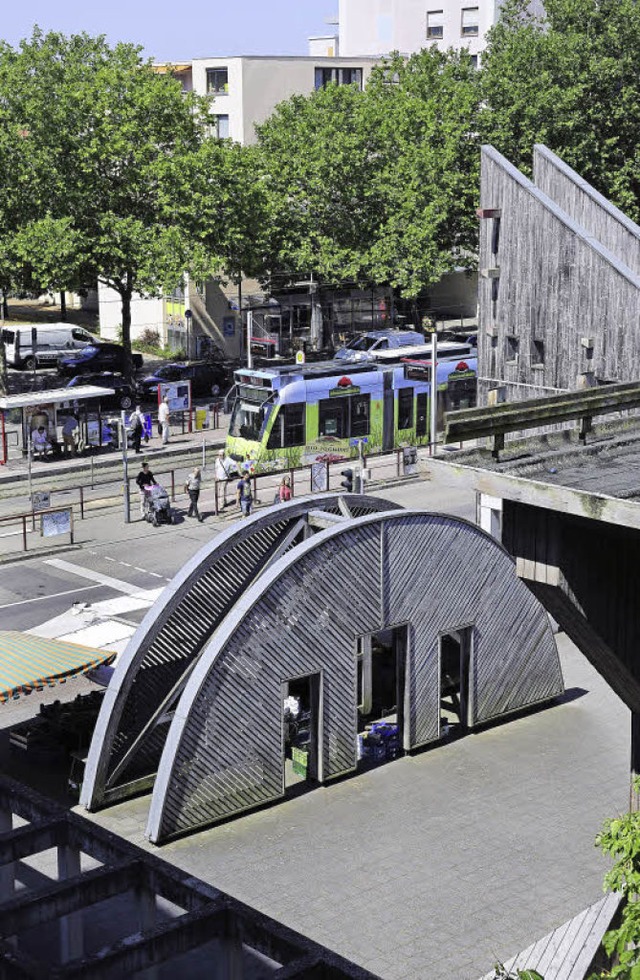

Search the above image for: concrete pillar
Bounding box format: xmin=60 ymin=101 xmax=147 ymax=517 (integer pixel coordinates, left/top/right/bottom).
xmin=630 ymin=712 xmax=640 ymax=812
xmin=0 ymin=805 xmax=14 ymax=903
xmin=137 ymin=887 xmax=158 ymax=980
xmin=218 ymin=929 xmax=243 ymax=980
xmin=57 ymin=845 xmax=84 ymax=964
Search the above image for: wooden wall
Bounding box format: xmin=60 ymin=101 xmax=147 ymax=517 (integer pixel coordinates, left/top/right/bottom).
xmin=478 ymin=146 xmax=640 ymax=408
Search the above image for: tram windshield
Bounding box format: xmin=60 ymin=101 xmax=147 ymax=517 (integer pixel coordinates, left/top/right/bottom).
xmin=229 ymin=387 xmax=272 ymax=441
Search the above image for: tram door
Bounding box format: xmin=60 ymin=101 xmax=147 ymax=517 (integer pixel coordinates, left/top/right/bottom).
xmin=282 ymin=673 xmax=321 ymax=790
xmin=382 ymin=371 xmax=395 ymax=451
xmin=439 ymin=627 xmax=472 ymax=734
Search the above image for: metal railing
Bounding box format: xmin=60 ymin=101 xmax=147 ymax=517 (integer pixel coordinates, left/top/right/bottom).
xmin=0 ymin=446 xmax=420 ymax=556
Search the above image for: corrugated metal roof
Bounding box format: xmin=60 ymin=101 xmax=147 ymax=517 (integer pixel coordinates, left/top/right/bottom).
xmin=0 ymin=630 xmax=115 ymax=703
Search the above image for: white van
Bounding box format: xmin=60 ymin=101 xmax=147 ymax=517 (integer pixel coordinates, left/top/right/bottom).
xmin=2 ymin=323 xmax=97 ymax=370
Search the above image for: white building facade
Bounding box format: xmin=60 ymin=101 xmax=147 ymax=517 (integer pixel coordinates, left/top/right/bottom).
xmin=337 ymin=0 xmax=544 ymax=61
xmin=99 ymin=54 xmax=378 ymax=356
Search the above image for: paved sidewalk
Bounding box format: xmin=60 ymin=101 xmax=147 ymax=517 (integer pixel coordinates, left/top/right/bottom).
xmin=82 ymin=634 xmax=629 ymax=980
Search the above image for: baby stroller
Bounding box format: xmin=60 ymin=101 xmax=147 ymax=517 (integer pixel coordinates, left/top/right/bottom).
xmin=143 ymin=484 xmax=173 ymax=526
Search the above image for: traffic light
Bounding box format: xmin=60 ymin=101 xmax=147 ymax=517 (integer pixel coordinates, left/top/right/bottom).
xmin=340 ymin=468 xmax=354 ymax=492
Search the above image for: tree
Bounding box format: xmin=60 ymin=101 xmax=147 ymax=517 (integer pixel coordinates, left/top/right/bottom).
xmin=592 ymin=784 xmax=640 ymax=979
xmin=255 ymin=48 xmax=482 ymax=299
xmin=0 ymin=30 xmax=218 ymax=379
xmin=481 ymin=0 xmax=640 ymax=222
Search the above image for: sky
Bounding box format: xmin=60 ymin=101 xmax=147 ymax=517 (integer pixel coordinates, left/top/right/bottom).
xmin=1 ymin=0 xmax=337 ymax=61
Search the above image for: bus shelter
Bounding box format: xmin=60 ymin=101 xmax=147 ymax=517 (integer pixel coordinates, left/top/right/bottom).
xmin=0 ymin=385 xmax=116 ymax=463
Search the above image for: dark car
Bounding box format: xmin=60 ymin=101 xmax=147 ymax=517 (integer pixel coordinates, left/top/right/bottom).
xmin=137 ymin=361 xmax=227 ymax=402
xmin=58 ymin=343 xmax=143 ymax=377
xmin=65 ymin=372 xmax=137 ymax=410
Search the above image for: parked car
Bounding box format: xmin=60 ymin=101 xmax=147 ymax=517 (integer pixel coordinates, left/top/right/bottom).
xmin=334 ymin=330 xmax=426 ymax=360
xmin=137 ymin=361 xmax=227 ymax=401
xmin=65 ymin=373 xmax=138 ymax=410
xmin=58 ymin=343 xmax=143 ymax=377
xmin=3 ymin=324 xmax=97 ymax=370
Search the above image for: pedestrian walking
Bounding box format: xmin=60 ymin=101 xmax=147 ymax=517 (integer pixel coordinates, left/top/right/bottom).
xmin=185 ymin=466 xmax=203 ymax=521
xmin=136 ymin=462 xmax=156 ymax=517
xmin=215 ymin=448 xmax=233 ymax=507
xmin=129 ymin=405 xmax=144 ymax=454
xmin=158 ymin=397 xmax=170 ymax=445
xmin=236 ymin=472 xmax=253 ymax=518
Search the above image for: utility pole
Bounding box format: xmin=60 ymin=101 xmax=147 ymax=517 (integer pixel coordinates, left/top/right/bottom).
xmin=247 ymin=308 xmax=253 ymax=370
xmin=430 ymin=331 xmax=438 ymax=456
xmin=120 ymin=410 xmax=130 ymax=524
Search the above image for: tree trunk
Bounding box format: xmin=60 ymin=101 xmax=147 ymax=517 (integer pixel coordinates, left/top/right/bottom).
xmin=121 ymin=287 xmax=134 ymax=386
xmin=60 ymin=291 xmax=67 ymax=322
xmin=2 ymin=290 xmax=8 ymax=322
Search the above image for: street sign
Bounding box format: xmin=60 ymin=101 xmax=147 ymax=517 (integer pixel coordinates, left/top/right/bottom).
xmin=32 ymin=491 xmax=50 ymax=512
xmin=349 ymin=437 xmax=368 ymax=447
xmin=295 ymin=351 xmax=305 ymax=364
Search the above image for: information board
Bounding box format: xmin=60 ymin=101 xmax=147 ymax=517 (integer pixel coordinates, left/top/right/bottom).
xmin=41 ymin=509 xmax=72 ymax=538
xmin=403 ymin=446 xmax=418 ymax=476
xmin=159 ymin=381 xmax=191 ymax=412
xmin=311 ymin=462 xmax=328 ymax=493
xmin=32 ymin=491 xmax=51 ymax=512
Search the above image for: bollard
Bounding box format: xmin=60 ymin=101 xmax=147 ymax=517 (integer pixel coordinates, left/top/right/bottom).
xmin=202 ymin=439 xmax=206 ymax=471
xmin=22 ymin=515 xmax=27 ymax=552
xmin=79 ymin=485 xmax=84 ymax=520
xmin=290 ymin=468 xmax=295 ymax=497
xmin=396 ymin=449 xmax=402 ymax=478
xmin=170 ymin=470 xmax=176 ymax=502
xmin=214 ymin=480 xmax=219 ymax=516
xmin=326 ymin=460 xmax=330 ymax=492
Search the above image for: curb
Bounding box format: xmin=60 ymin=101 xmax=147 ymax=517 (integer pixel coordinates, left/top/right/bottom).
xmin=0 ymin=542 xmax=82 ymax=566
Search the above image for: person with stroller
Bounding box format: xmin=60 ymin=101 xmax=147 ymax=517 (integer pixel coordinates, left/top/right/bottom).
xmin=136 ymin=462 xmax=157 ymax=518
xmin=184 ymin=466 xmax=203 ymax=522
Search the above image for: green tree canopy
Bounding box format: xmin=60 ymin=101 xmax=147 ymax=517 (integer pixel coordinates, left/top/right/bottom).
xmin=481 ymin=0 xmax=640 ymax=222
xmin=256 ymin=47 xmax=481 ymax=299
xmin=0 ymin=29 xmax=253 ymax=378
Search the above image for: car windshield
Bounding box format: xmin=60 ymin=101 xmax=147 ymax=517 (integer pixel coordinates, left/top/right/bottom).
xmin=155 ymin=366 xmax=181 ymax=380
xmin=346 ymin=336 xmax=378 ymax=351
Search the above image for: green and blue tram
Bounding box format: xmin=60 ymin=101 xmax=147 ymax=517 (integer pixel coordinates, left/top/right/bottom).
xmin=225 ymin=354 xmax=477 ymax=468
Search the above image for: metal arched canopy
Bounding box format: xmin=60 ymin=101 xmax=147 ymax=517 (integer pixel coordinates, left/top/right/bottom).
xmin=147 ymin=508 xmax=563 ymax=842
xmin=81 ymin=492 xmax=401 ymax=810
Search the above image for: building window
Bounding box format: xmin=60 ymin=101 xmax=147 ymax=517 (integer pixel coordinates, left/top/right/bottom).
xmin=206 ymin=68 xmax=228 ymax=95
xmin=398 ymin=388 xmax=414 ymax=430
xmin=426 ymin=10 xmax=444 ymax=39
xmin=461 ymin=7 xmax=479 ymax=36
xmin=267 ymin=403 xmax=306 ymax=449
xmin=506 ymin=335 xmax=519 ymax=361
xmin=214 ymin=115 xmax=230 ymax=139
xmin=532 ymin=340 xmax=545 ymax=365
xmin=314 ymin=67 xmax=363 ymax=90
xmin=470 ymin=54 xmax=479 ymax=69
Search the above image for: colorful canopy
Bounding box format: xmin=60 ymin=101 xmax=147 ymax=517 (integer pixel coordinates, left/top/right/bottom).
xmin=0 ymin=631 xmax=115 ymax=703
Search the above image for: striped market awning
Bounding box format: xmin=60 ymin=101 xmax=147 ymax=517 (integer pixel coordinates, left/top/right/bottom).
xmin=0 ymin=631 xmax=116 ymax=704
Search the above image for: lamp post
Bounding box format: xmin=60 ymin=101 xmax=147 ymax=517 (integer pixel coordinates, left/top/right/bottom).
xmin=184 ymin=308 xmax=192 ymax=360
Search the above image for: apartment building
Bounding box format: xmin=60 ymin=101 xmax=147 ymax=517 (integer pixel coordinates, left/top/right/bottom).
xmin=99 ymin=54 xmax=379 ymax=357
xmin=337 ymin=0 xmax=545 ymax=61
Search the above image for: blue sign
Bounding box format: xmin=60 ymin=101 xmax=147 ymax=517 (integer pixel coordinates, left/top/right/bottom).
xmin=223 ymin=316 xmax=236 ymax=337
xmin=349 ymin=437 xmax=369 ymax=447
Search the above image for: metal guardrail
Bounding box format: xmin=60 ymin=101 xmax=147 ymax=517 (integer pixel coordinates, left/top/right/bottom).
xmin=0 ymin=447 xmax=419 ymax=555
xmin=444 ymin=380 xmax=640 ymax=457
